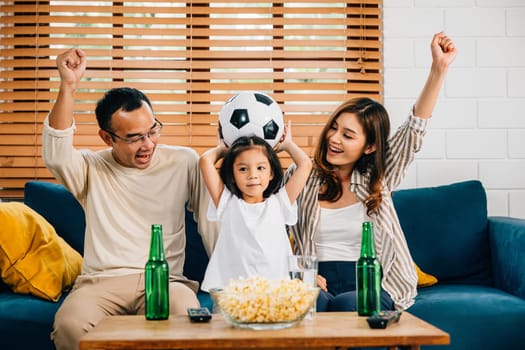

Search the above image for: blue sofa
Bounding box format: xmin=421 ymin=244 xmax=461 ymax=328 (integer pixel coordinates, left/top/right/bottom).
xmin=1 ymin=180 xmax=524 ymax=349
xmin=394 ymin=180 xmax=525 ymax=350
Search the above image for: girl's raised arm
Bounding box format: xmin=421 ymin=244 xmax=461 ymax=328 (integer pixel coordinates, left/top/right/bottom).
xmin=199 ymin=142 xmax=227 ymax=207
xmin=278 ymin=121 xmax=312 ymax=204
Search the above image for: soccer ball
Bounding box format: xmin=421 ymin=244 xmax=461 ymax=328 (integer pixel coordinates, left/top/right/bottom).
xmin=218 ymin=91 xmax=284 ymax=148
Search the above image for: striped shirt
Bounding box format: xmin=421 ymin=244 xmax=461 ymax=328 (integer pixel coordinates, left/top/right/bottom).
xmin=285 ymin=112 xmax=428 ymax=310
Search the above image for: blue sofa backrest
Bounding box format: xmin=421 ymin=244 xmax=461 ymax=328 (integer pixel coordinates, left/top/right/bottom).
xmin=25 ymin=180 xmax=493 ymax=287
xmin=23 ymin=181 xmax=209 ymax=285
xmin=24 ymin=181 xmax=85 ymax=255
xmin=392 ymin=180 xmax=492 ymax=286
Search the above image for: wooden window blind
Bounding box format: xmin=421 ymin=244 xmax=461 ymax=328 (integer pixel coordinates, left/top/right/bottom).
xmin=0 ymin=0 xmax=382 ymax=199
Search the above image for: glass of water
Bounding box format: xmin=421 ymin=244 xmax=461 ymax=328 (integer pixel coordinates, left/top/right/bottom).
xmin=288 ymin=255 xmax=319 ymax=320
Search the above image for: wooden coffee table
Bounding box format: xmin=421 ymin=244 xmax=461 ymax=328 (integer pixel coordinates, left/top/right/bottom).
xmin=79 ymin=312 xmax=449 ymax=350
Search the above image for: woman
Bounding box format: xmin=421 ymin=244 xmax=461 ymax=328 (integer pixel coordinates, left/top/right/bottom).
xmin=285 ymin=32 xmax=457 ymax=311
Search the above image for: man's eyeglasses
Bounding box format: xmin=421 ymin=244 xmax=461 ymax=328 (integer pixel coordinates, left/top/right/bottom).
xmin=104 ymin=120 xmax=163 ymax=145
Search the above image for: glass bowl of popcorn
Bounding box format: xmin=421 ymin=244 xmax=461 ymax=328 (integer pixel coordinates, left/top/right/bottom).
xmin=209 ymin=276 xmax=320 ymax=330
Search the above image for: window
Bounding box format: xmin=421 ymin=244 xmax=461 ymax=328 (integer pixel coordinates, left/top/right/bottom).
xmin=0 ymin=0 xmax=381 ymax=198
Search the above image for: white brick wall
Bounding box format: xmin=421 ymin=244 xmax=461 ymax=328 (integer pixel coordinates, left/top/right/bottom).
xmin=383 ymin=2 xmax=525 ymax=218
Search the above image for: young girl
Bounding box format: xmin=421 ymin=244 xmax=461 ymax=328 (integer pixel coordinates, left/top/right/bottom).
xmin=199 ymin=123 xmax=312 ymax=292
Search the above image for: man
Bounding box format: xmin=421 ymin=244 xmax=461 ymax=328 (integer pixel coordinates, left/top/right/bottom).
xmin=44 ymin=48 xmax=218 ymax=350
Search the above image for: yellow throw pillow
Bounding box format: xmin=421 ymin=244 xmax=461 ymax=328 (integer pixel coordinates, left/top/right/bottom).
xmin=415 ymin=263 xmax=438 ymax=288
xmin=0 ymin=202 xmax=82 ymax=302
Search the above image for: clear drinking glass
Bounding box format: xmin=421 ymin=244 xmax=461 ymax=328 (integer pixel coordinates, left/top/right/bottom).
xmin=288 ymin=255 xmax=319 ymax=320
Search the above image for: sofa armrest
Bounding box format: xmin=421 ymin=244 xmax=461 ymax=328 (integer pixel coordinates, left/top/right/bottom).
xmin=488 ymin=216 xmax=525 ymax=300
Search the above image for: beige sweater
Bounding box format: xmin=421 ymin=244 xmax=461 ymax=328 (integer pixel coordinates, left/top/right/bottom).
xmin=42 ymin=118 xmax=219 ymax=292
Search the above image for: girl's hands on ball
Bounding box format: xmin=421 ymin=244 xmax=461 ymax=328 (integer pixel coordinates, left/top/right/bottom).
xmin=274 ymin=120 xmax=292 ymax=153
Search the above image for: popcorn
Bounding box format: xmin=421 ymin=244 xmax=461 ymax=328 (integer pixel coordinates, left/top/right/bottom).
xmin=212 ymin=276 xmax=318 ymax=323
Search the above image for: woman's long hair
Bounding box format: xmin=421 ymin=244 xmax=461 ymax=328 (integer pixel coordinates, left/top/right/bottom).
xmin=314 ymin=97 xmax=390 ymax=215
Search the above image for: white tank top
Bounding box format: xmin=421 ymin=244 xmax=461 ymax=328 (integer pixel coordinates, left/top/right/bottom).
xmin=314 ymin=202 xmax=365 ymax=262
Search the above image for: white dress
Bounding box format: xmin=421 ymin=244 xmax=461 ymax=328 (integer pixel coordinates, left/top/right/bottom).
xmin=201 ymin=188 xmax=296 ymax=291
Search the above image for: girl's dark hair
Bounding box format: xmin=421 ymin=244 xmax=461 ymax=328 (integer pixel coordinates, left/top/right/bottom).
xmin=314 ymin=97 xmax=390 ymax=216
xmin=219 ymin=135 xmax=283 ymax=199
xmin=95 ymin=87 xmax=153 ymax=131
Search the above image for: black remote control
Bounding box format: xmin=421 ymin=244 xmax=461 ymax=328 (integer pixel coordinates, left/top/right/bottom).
xmin=366 ymin=310 xmax=402 ymax=329
xmin=187 ymin=307 xmax=212 ymax=322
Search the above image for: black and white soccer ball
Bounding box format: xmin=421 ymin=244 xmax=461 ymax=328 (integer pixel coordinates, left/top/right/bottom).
xmin=218 ymin=91 xmax=284 ymax=148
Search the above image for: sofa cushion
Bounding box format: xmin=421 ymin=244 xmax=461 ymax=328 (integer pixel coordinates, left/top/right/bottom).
xmin=409 ymin=284 xmax=525 ymax=350
xmin=0 ymin=202 xmax=82 ymax=301
xmin=24 ymin=181 xmax=85 ymax=255
xmin=0 ymin=290 xmax=66 ymax=350
xmin=393 ymin=180 xmax=491 ymax=285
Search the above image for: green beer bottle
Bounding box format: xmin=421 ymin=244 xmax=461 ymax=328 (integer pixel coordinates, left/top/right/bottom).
xmin=356 ymin=221 xmax=382 ymax=316
xmin=145 ymin=224 xmax=170 ymax=320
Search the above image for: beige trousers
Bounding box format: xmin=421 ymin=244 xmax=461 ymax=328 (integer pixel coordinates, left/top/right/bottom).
xmin=51 ymin=273 xmax=199 ymax=350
